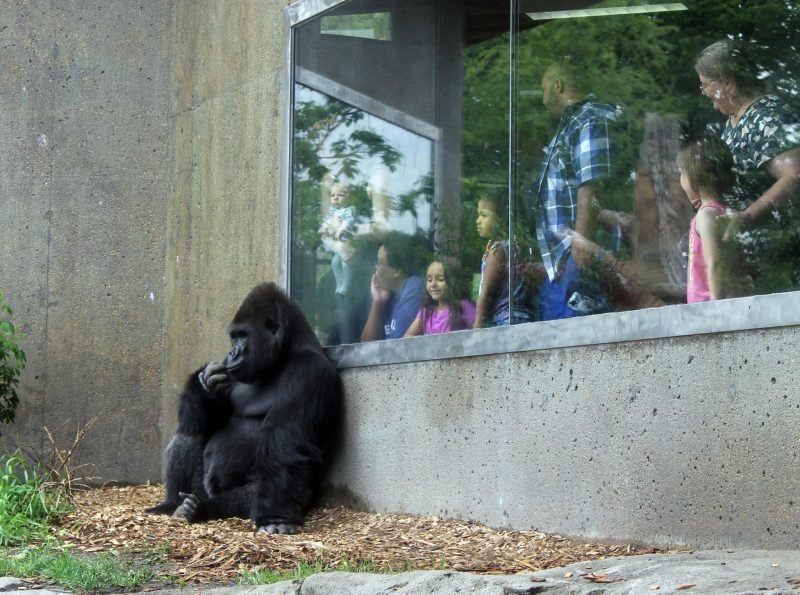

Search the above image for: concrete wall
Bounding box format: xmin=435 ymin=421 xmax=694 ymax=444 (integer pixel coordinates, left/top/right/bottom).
xmin=162 ymin=0 xmax=289 ymax=450
xmin=1 ymin=1 xmax=170 ymax=482
xmin=0 ymin=0 xmax=290 ymax=480
xmin=327 ymin=325 xmax=800 ymax=549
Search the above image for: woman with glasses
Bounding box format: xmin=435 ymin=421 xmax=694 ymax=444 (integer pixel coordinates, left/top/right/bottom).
xmin=360 ymin=232 xmax=425 ymax=342
xmin=695 ymin=39 xmax=800 ymax=292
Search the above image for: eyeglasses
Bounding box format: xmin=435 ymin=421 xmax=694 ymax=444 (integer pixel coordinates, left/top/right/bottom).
xmin=699 ymin=78 xmax=719 ymax=91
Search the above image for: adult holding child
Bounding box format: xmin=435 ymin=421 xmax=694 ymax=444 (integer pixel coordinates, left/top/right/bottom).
xmin=695 ymin=39 xmax=800 ymax=291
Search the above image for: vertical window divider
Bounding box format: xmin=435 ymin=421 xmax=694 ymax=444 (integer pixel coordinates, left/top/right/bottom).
xmin=280 ymin=13 xmax=296 ymax=292
xmin=507 ymin=0 xmax=518 ymax=324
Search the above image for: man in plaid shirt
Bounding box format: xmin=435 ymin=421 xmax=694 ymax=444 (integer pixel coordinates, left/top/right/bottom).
xmin=534 ymin=62 xmax=619 ymax=320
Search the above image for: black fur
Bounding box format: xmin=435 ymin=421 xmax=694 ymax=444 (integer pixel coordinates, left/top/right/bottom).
xmin=146 ymin=283 xmax=342 ymax=532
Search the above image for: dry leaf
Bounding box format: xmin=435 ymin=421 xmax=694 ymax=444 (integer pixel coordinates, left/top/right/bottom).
xmin=529 ymin=577 xmax=546 ymax=583
xmin=49 ymin=485 xmax=671 ymax=585
xmin=564 ymin=572 xmax=573 ymax=578
xmin=676 ymin=584 xmax=696 ymax=590
xmin=583 ymin=572 xmax=616 ymax=583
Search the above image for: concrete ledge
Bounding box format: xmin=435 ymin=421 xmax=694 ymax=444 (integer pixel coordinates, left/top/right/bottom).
xmin=325 ymin=324 xmax=800 ymax=549
xmin=328 ymin=291 xmax=800 ymax=368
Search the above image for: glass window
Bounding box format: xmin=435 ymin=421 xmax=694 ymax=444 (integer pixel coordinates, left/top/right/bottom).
xmin=291 ymin=0 xmax=511 ymax=346
xmin=289 ymin=0 xmax=800 ymax=350
xmin=513 ymin=0 xmax=800 ymax=320
xmin=321 ymin=13 xmax=392 ymax=41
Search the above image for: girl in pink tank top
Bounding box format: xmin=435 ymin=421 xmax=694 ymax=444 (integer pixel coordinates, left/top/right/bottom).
xmin=687 ymin=201 xmax=726 ymax=302
xmin=678 ymin=137 xmax=744 ymax=303
xmin=403 ymin=258 xmax=476 ymax=337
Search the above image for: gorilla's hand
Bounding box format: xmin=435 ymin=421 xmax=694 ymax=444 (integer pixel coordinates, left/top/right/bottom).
xmin=172 ymin=492 xmax=205 ymax=522
xmin=198 ymin=362 xmax=229 ymax=395
xmin=256 ymin=519 xmax=298 ymax=535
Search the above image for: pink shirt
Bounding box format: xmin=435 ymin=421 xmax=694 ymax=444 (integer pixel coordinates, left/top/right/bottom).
xmin=687 ymin=201 xmax=724 ymax=304
xmin=419 ymin=300 xmax=476 ymax=335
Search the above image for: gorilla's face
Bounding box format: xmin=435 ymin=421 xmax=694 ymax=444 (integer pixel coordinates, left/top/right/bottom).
xmin=224 ymin=319 xmax=282 ymax=384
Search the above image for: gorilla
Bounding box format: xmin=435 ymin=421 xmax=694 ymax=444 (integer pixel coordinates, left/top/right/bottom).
xmin=146 ymin=282 xmax=342 ymax=535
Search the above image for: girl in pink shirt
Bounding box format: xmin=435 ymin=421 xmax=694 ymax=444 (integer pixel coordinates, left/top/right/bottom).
xmin=404 ymin=258 xmax=476 ymax=337
xmin=678 ymin=137 xmax=746 ymax=303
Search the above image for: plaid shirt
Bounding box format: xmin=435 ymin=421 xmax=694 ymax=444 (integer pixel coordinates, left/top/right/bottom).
xmin=535 ymin=97 xmax=618 ymax=281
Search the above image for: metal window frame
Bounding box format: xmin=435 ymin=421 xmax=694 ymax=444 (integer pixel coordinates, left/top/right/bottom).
xmin=281 ymin=0 xmax=800 ymax=370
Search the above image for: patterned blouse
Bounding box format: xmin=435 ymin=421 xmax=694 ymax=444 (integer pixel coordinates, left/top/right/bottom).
xmin=721 ymin=95 xmax=800 ymax=292
xmin=479 ymin=240 xmax=534 ymax=326
xmin=722 ymin=95 xmax=800 ymax=209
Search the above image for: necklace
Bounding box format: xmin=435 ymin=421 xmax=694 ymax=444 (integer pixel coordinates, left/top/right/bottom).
xmin=731 ymin=96 xmax=758 ymax=126
xmin=482 ymin=240 xmax=496 ymax=264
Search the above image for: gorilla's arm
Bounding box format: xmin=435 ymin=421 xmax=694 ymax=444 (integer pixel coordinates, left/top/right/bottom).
xmin=144 ymin=366 xmax=233 ymax=516
xmin=177 ymin=364 xmax=233 ymax=436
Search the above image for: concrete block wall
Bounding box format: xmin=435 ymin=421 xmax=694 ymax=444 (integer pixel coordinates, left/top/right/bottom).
xmin=162 ymin=0 xmax=289 ymax=449
xmin=0 ymin=0 xmax=291 ymax=481
xmin=327 ymin=326 xmax=800 ymax=549
xmin=1 ymin=1 xmax=171 ymax=481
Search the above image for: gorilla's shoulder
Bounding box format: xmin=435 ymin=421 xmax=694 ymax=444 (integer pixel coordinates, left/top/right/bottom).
xmin=283 ymin=347 xmax=338 ymax=373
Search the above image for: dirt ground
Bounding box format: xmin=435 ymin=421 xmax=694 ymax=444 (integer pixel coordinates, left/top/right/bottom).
xmin=53 ymin=485 xmax=666 ymax=585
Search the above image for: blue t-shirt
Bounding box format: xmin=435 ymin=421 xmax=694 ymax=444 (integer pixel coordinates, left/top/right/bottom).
xmin=383 ymin=275 xmax=424 ymax=339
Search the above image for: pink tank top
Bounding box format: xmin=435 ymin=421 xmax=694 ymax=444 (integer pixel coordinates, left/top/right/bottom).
xmin=419 ymin=300 xmax=476 ymax=334
xmin=687 ymin=201 xmax=724 ymax=303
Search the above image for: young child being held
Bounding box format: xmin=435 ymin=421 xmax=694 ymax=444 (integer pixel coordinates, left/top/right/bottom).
xmin=404 ymin=257 xmax=476 ymax=337
xmin=473 ymin=188 xmax=533 ymax=327
xmin=678 ymin=137 xmax=746 ymax=303
xmin=318 ymin=182 xmax=359 ymax=296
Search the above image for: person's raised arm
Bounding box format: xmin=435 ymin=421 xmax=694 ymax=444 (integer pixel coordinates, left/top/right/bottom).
xmin=360 ymin=273 xmax=392 ymax=342
xmin=739 ymin=148 xmax=800 ymax=223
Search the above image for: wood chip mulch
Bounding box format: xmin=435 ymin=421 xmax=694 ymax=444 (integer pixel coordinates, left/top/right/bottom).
xmin=52 ymin=485 xmax=666 ymax=584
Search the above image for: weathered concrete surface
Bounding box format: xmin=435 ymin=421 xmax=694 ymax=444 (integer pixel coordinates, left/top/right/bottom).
xmin=5 ymin=550 xmax=800 ymax=594
xmin=0 ymin=1 xmax=170 ymax=482
xmin=0 ymin=576 xmax=68 ymax=595
xmin=162 ymin=0 xmax=290 ymax=451
xmin=0 ymin=0 xmax=292 ymax=481
xmin=325 ymin=326 xmax=800 ymax=550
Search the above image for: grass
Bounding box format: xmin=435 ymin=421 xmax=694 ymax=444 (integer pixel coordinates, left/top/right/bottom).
xmin=0 ymin=450 xmax=163 ymax=592
xmin=238 ymin=556 xmax=445 ymax=586
xmin=0 ymin=545 xmax=158 ymax=592
xmin=0 ymin=452 xmax=69 ymax=546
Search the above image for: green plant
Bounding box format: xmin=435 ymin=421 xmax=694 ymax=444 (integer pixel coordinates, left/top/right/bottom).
xmin=238 ymin=556 xmax=425 ymax=586
xmin=0 ymin=291 xmax=26 ymax=428
xmin=0 ymin=452 xmax=69 ymax=546
xmin=0 ymin=545 xmax=156 ymax=592
xmin=239 ymin=559 xmax=329 ymax=585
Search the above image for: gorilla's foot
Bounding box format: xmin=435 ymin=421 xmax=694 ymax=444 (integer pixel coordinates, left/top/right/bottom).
xmin=256 ymin=520 xmax=298 ymax=535
xmin=172 ymin=492 xmax=203 ymax=522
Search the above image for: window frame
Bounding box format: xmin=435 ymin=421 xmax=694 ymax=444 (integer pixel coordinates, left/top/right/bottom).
xmin=282 ymin=0 xmax=800 ymax=369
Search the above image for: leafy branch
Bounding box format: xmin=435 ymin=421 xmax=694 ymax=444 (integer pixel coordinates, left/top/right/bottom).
xmin=0 ymin=291 xmax=26 ymax=430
